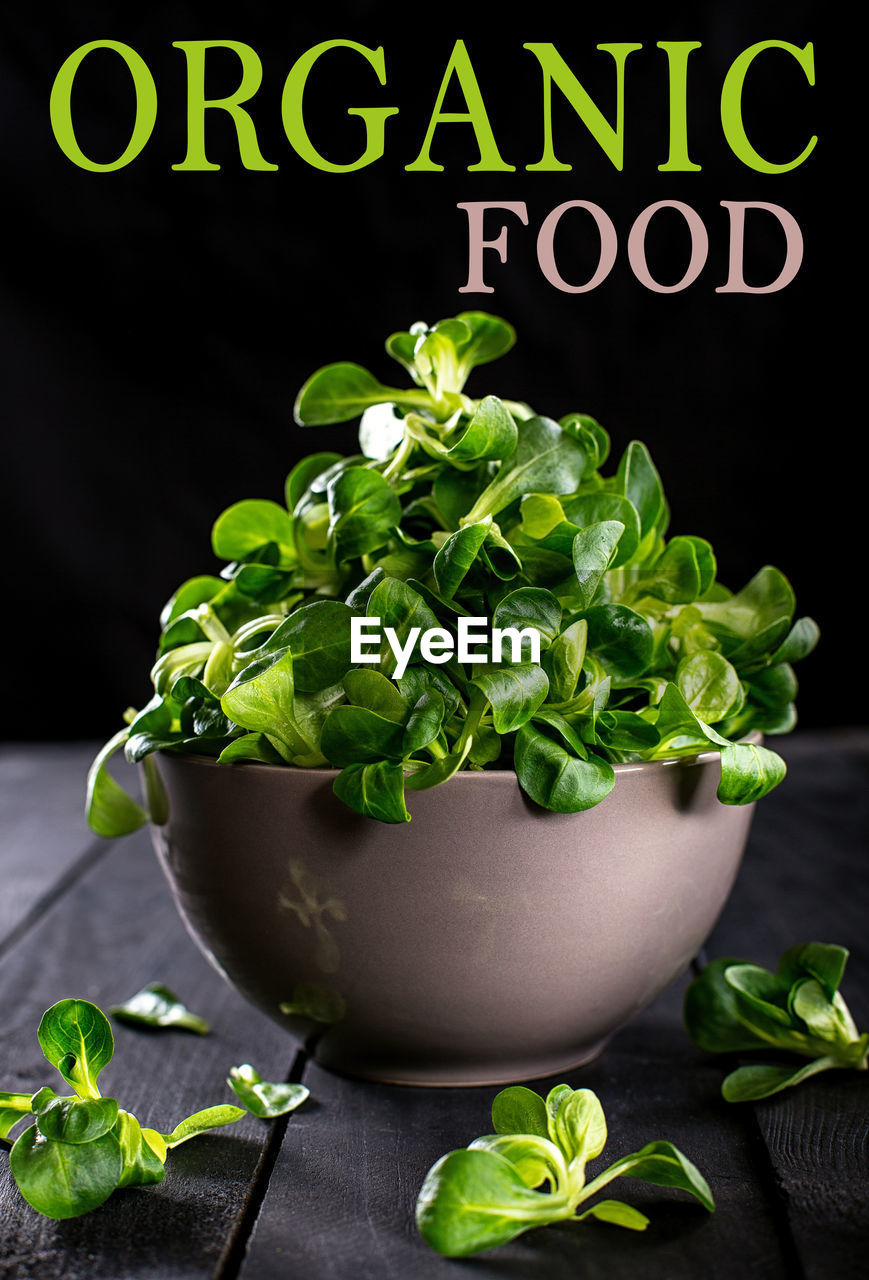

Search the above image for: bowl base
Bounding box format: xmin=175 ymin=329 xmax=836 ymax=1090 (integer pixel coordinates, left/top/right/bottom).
xmin=311 ymin=1038 xmax=611 ymax=1088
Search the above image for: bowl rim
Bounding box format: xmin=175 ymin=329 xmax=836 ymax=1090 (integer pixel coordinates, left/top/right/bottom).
xmin=158 ymin=731 xmax=763 ymax=780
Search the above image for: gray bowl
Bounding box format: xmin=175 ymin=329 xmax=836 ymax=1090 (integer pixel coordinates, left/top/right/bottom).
xmin=148 ymin=749 xmax=755 ymax=1086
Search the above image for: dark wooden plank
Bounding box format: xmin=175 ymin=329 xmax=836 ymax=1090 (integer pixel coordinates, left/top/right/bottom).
xmin=238 ymin=986 xmax=791 ymax=1280
xmin=0 ymin=743 xmax=102 ymax=947
xmin=702 ymin=732 xmax=869 ymax=1280
xmin=0 ymin=826 xmax=299 ymax=1280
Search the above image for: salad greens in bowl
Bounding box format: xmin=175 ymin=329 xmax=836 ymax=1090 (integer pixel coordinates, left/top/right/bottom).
xmin=87 ymin=311 xmax=817 ymax=836
xmin=83 ymin=311 xmax=818 ymax=1083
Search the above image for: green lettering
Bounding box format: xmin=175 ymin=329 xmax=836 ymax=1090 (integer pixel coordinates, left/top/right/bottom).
xmin=172 ymin=41 xmax=276 ymax=172
xmin=282 ymin=41 xmax=397 ymax=173
xmin=50 ymin=41 xmax=157 ymax=172
xmin=657 ymin=41 xmax=702 ymax=172
xmin=721 ymin=41 xmax=816 ymax=173
xmin=405 ymin=40 xmax=514 ymax=172
xmin=524 ymin=42 xmax=642 ymax=172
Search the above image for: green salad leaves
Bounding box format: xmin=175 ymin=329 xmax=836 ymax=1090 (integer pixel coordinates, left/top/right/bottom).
xmin=416 ymin=1083 xmax=713 ymax=1256
xmin=685 ymin=943 xmax=869 ymax=1101
xmin=87 ymin=311 xmax=817 ymax=830
xmin=0 ymin=999 xmax=310 ymax=1220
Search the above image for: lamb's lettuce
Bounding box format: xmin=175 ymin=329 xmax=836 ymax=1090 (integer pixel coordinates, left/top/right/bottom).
xmin=86 ymin=312 xmax=817 ymax=830
xmin=416 ymin=1083 xmax=713 ymax=1256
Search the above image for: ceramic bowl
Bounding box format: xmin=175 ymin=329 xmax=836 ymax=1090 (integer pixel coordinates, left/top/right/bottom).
xmin=148 ymin=749 xmax=755 ymax=1086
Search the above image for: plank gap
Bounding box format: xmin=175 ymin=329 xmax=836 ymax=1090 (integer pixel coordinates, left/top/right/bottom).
xmin=216 ymin=1044 xmax=311 ymax=1280
xmin=743 ymin=1103 xmax=809 ymax=1280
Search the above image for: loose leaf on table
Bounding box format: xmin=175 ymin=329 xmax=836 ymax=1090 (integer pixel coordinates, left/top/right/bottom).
xmin=684 ymin=944 xmax=869 ymax=1101
xmin=417 ymin=1082 xmax=713 ymax=1257
xmin=227 ymin=1064 xmax=310 ymax=1118
xmin=109 ymin=983 xmax=210 ymax=1035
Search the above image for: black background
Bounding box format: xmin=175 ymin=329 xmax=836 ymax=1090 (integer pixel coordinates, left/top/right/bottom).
xmin=1 ymin=1 xmax=854 ymax=737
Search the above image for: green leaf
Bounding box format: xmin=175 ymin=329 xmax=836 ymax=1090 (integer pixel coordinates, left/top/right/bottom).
xmin=227 ymin=1065 xmax=310 ymax=1119
xmin=676 ymin=651 xmax=741 ymax=723
xmin=109 ymin=984 xmax=210 ymax=1035
xmin=160 ymin=1105 xmax=246 ymax=1148
xmin=327 ymin=467 xmax=403 ymax=562
xmin=221 ymin=651 xmax=310 ymax=759
xmin=86 ymin=728 xmax=148 ymax=838
xmin=37 ymin=1000 xmax=114 ymax=1100
xmin=332 ymin=760 xmax=411 ymax=823
xmin=463 ymin=416 xmax=587 ymax=523
xmin=403 ymin=690 xmax=447 ymax=754
xmin=294 ymin=362 xmax=428 ymax=426
xmin=491 ymin=1085 xmax=550 ymax=1140
xmin=367 ymin=577 xmax=440 ymax=677
xmin=344 ymin=668 xmax=409 ymax=721
xmin=717 ymin=743 xmax=787 ymax=805
xmin=543 ymin=619 xmax=588 ymax=702
xmin=160 ymin=575 xmax=224 ymax=629
xmin=777 ymin=943 xmax=849 ymax=1001
xmin=321 ymin=705 xmax=405 ymax=767
xmin=768 ymin=616 xmax=820 ymax=666
xmin=416 ymin=1148 xmax=568 ymax=1257
xmin=724 ymin=964 xmax=794 ymax=1028
xmin=446 ymin=396 xmax=517 ymax=463
xmin=722 ymin=1057 xmax=843 ymax=1103
xmin=684 ymin=957 xmax=778 ymax=1054
xmin=546 ymin=1084 xmax=607 ymax=1167
xmin=31 ymin=1088 xmax=119 ymax=1144
xmin=492 ymin=588 xmax=563 ymax=651
xmin=583 ymin=605 xmax=654 ymax=679
xmin=114 ymin=1110 xmax=167 ymax=1188
xmin=559 ymin=413 xmax=610 ymax=469
xmin=259 ymin=600 xmax=355 ymax=692
xmin=515 ymin=723 xmax=615 ymax=813
xmin=638 ymin=536 xmax=703 ymax=604
xmin=564 ymin=493 xmax=640 ymax=567
xmin=433 ymin=520 xmax=491 ymax=599
xmin=1 ymin=1092 xmax=34 ymax=1142
xmin=615 ymin=440 xmax=664 ymax=539
xmin=468 ymin=1134 xmax=564 ymax=1190
xmin=471 ymin=664 xmax=549 ymax=734
xmin=578 ymin=1199 xmax=649 ymax=1230
xmin=217 ymin=733 xmax=285 ymax=765
xmin=10 ymin=1125 xmax=122 ymax=1219
xmin=285 ymin=451 xmax=344 ymax=511
xmin=571 ymin=521 xmax=625 ymax=609
xmin=212 ymin=500 xmax=295 ymax=564
xmin=595 ymin=1140 xmax=715 ymax=1213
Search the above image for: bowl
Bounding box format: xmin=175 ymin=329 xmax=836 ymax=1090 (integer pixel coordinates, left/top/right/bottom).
xmin=147 ymin=747 xmax=756 ymax=1086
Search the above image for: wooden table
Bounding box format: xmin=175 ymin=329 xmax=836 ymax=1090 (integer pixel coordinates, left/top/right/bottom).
xmin=1 ymin=733 xmax=866 ymax=1280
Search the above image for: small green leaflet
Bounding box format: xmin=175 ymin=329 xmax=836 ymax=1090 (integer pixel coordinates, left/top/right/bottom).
xmin=227 ymin=1065 xmax=310 ymax=1119
xmin=109 ymin=984 xmax=211 ymax=1035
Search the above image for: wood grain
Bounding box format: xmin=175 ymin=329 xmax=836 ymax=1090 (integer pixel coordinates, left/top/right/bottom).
xmin=0 ymin=828 xmax=298 ymax=1280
